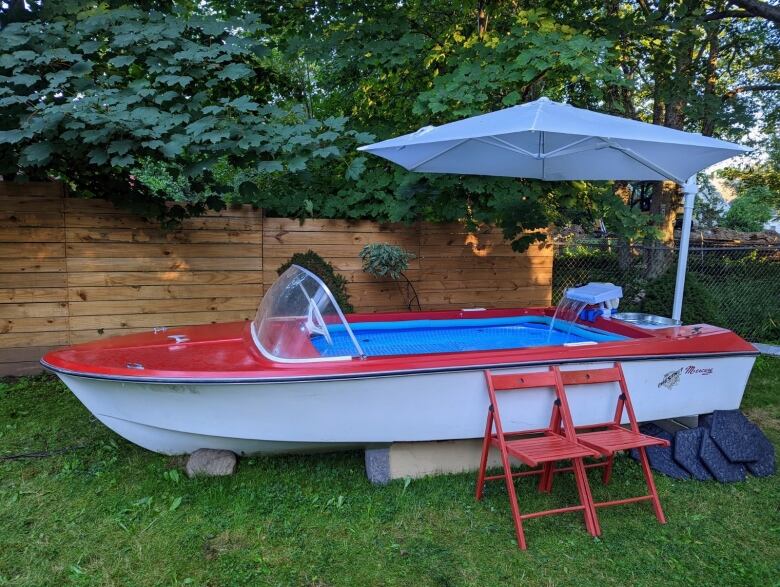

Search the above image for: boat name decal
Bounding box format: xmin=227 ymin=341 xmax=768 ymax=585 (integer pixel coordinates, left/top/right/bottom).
xmin=658 ymin=368 xmax=683 ymax=390
xmin=658 ymin=365 xmax=713 ymax=389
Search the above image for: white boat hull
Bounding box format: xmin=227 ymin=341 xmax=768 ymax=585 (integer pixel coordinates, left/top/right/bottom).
xmin=57 ymin=355 xmax=756 ymax=455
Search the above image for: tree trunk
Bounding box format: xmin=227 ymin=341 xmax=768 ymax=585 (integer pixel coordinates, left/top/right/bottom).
xmin=644 ymin=4 xmax=696 ymax=279
xmin=614 ymin=181 xmax=635 ymax=271
xmin=701 ymin=26 xmax=720 ymax=137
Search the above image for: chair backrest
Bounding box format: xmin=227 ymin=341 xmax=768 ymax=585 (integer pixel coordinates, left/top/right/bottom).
xmin=484 ymin=368 xmax=579 ymax=442
xmin=553 ymin=363 xmax=640 ymax=432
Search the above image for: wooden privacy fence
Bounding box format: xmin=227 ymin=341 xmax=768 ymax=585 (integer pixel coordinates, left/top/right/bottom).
xmin=1 ymin=182 xmax=552 ymax=375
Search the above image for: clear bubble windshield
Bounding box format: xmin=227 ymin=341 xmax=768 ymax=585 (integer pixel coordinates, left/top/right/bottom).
xmin=251 ymin=265 xmax=364 ymax=362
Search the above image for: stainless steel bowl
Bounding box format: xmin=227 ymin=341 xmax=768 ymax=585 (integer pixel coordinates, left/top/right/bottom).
xmin=611 ymin=312 xmax=681 ymax=329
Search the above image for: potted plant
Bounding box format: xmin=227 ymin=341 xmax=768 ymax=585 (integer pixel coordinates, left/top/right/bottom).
xmin=358 ymin=243 xmax=421 ymax=311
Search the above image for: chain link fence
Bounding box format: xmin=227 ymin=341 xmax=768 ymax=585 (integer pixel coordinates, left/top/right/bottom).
xmin=553 ymin=240 xmax=780 ymax=343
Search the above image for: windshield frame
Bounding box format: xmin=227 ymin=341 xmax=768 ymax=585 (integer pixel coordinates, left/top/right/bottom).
xmin=250 ymin=264 xmax=365 ymax=363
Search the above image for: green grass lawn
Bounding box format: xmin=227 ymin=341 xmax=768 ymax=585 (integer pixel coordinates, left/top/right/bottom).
xmin=1 ymin=358 xmax=779 ymax=587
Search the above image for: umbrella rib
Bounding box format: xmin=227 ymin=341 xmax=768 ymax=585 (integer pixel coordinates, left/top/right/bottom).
xmin=474 ymin=136 xmax=537 ymax=157
xmin=600 ymin=138 xmax=685 ymax=183
xmin=539 ymin=136 xmax=596 ymax=159
xmin=407 ymin=139 xmax=469 ymax=171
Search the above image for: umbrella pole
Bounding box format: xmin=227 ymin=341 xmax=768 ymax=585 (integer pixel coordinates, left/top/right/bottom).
xmin=671 ymin=178 xmax=698 ymax=322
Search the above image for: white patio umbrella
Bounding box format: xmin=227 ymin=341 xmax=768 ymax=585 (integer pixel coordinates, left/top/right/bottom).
xmin=358 ymin=97 xmax=750 ymax=321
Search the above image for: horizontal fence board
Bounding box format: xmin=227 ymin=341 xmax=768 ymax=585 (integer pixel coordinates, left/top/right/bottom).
xmin=263 ymin=218 xmax=412 ymax=233
xmin=0 ymin=197 xmax=64 ymax=212
xmin=65 ymin=198 xmax=259 ymax=218
xmin=0 ymin=212 xmax=64 ymax=228
xmin=0 ymin=330 xmax=69 ymax=348
xmin=263 ymin=231 xmax=417 ymax=247
xmin=69 ymin=284 xmax=263 ymax=302
xmin=0 ymin=288 xmax=68 ymax=303
xmin=0 ymin=302 xmax=68 ymax=319
xmin=0 ymin=227 xmax=65 ymax=242
xmin=66 ymin=243 xmax=260 ymax=259
xmin=261 ymin=269 xmax=424 ymax=285
xmin=66 ymin=228 xmax=262 ymax=245
xmin=2 ymin=316 xmax=68 ymax=333
xmin=0 ymin=259 xmax=66 ymax=273
xmin=68 ymin=297 xmax=259 ymax=317
xmin=417 ymin=287 xmax=550 ymax=305
xmin=68 ymin=270 xmax=263 ymax=287
xmin=66 ymin=257 xmax=263 ymax=272
xmin=263 ymin=256 xmax=421 ymax=272
xmin=418 ymin=256 xmax=551 ymax=269
xmin=0 ymin=243 xmax=65 ymax=258
xmin=419 ymin=246 xmax=550 ymax=258
xmin=69 ymin=311 xmax=252 ymax=332
xmin=66 ymin=214 xmax=262 ymax=231
xmin=0 ymin=273 xmax=67 ymax=288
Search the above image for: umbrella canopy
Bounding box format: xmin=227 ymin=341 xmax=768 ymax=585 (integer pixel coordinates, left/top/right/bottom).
xmin=358 ymin=97 xmax=751 ymax=323
xmin=358 ymin=97 xmax=749 ymax=184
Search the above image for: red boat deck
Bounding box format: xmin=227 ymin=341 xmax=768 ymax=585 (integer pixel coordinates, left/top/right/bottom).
xmin=41 ymin=307 xmax=757 ymax=382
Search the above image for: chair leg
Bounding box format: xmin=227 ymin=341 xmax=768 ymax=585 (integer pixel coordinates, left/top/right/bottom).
xmin=572 ymin=458 xmax=601 ymax=537
xmin=637 ymin=447 xmax=666 ymax=524
xmin=475 ymin=412 xmax=493 ymax=501
xmin=498 ymin=448 xmax=527 ymax=550
xmin=538 ymin=463 xmax=553 ymax=493
xmin=602 ymin=454 xmax=614 ymax=485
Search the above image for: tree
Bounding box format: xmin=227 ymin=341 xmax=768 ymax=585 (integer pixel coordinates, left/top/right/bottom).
xmin=0 ymin=7 xmax=365 ymax=224
xmin=723 ymin=186 xmax=776 ymax=231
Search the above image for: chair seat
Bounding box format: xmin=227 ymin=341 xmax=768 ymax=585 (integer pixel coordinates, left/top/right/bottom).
xmin=576 ymin=427 xmax=670 ymax=456
xmin=492 ymin=434 xmax=598 ymax=467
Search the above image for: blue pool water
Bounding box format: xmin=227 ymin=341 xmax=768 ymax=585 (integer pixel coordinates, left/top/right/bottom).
xmin=311 ymin=316 xmax=626 ymax=358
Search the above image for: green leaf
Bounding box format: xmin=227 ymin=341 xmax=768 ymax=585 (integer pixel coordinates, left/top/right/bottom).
xmin=169 ymin=496 xmax=183 ymax=511
xmin=345 ymin=156 xmax=367 ymax=181
xmin=7 ymin=73 xmax=40 ymax=87
xmin=217 ymin=63 xmax=252 ymax=81
xmin=87 ymin=149 xmax=109 ymax=165
xmin=156 ymin=75 xmax=193 ymax=87
xmin=69 ymin=61 xmax=93 ymax=75
xmin=108 ymin=140 xmax=134 ymax=155
xmin=0 ymin=129 xmax=26 ymax=145
xmin=108 ymin=55 xmax=136 ymax=67
xmin=312 ymin=146 xmax=341 ymax=159
xmin=161 ymin=135 xmax=189 ymax=158
xmin=111 ymin=154 xmax=135 ymax=166
xmin=287 ymin=156 xmax=308 ymax=172
xmin=255 ymin=161 xmax=283 ymax=173
xmin=20 ymin=143 xmax=53 ymax=165
xmin=226 ymin=95 xmax=259 ymax=112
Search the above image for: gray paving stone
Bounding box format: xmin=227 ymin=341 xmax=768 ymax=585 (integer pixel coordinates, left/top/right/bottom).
xmin=699 ymin=433 xmax=746 ymax=483
xmin=673 ymin=428 xmax=713 ymax=481
xmin=365 ymin=447 xmax=390 ymax=485
xmin=710 ymin=410 xmax=767 ymax=462
xmin=745 ymin=435 xmax=776 ymax=478
xmin=629 ymin=424 xmax=690 ymax=480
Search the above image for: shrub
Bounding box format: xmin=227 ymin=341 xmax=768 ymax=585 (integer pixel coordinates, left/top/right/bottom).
xmin=722 ymin=187 xmax=775 ymax=232
xmin=277 ymin=250 xmax=354 ymax=313
xmin=640 ymin=270 xmax=723 ymax=326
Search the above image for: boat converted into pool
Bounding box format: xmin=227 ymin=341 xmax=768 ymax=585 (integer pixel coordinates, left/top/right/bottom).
xmin=42 ymin=265 xmax=758 ymax=455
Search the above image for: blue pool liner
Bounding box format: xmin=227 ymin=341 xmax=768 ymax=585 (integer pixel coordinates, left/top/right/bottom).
xmin=312 ymin=315 xmax=625 ymax=358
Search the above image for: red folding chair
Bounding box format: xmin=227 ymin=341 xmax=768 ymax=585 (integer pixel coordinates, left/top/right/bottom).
xmin=552 ymin=363 xmax=668 ymax=525
xmin=475 ymin=368 xmax=602 ymax=550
